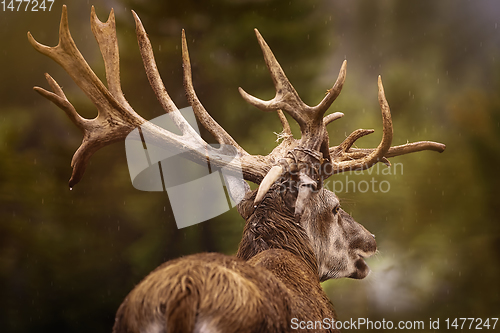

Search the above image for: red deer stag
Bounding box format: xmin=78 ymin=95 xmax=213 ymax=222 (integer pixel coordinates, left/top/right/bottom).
xmin=28 ymin=6 xmax=446 ymax=333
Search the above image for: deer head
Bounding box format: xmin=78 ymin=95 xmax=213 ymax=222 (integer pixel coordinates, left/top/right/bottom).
xmin=28 ymin=6 xmax=445 ymax=285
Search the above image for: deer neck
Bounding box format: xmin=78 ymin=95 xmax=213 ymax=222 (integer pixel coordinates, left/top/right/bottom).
xmin=236 ymin=189 xmax=319 ymax=278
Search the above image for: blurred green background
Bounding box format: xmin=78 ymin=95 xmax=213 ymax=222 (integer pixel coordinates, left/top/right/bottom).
xmin=1 ymin=0 xmax=499 ymax=332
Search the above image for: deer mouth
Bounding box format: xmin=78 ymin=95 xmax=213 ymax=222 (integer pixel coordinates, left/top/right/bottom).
xmin=353 ymin=242 xmax=378 ymax=279
xmin=349 ymin=252 xmax=374 ymax=280
xmin=349 ymin=255 xmax=372 ymax=279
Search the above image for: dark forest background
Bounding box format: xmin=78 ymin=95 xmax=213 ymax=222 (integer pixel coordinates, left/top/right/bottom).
xmin=1 ymin=0 xmax=499 ymax=332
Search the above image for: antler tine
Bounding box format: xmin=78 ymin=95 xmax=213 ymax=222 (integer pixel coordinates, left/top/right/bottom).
xmin=327 ymin=76 xmax=446 ymax=176
xmin=33 ymin=73 xmax=88 ymax=131
xmin=313 ymin=60 xmax=347 ymax=116
xmin=276 ymin=110 xmax=292 ymax=139
xmin=90 ymin=6 xmax=131 ymax=111
xmin=28 ymin=5 xmax=125 ymax=118
xmin=133 ymin=18 xmax=271 ymax=183
xmin=384 ymin=141 xmax=446 ymax=155
xmin=132 ymin=11 xmax=199 ymax=138
xmin=181 ymin=30 xmax=249 ymax=156
xmin=335 ymin=129 xmax=375 ymax=154
xmin=28 ymin=5 xmax=144 ymax=187
xmin=239 ymin=30 xmax=347 ymax=133
xmin=330 ymin=141 xmax=446 ymax=164
xmin=237 ymin=29 xmax=306 ymax=119
xmin=328 ymin=76 xmax=393 ymax=173
xmin=323 ymin=112 xmax=344 ymax=126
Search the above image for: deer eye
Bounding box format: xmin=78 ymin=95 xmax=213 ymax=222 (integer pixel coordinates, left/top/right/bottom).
xmin=332 ymin=205 xmax=340 ymax=215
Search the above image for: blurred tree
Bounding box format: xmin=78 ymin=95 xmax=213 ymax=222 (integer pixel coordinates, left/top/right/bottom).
xmin=0 ymin=0 xmax=333 ymax=332
xmin=0 ymin=0 xmax=499 ymax=332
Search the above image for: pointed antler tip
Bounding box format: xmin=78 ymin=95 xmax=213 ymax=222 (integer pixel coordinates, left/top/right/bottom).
xmin=181 ymin=29 xmax=191 ymax=75
xmin=377 ymin=76 xmax=385 ymax=91
xmin=340 ymin=60 xmax=347 ymax=74
xmin=181 ymin=30 xmax=189 ymax=58
xmin=26 ymin=31 xmax=34 ymax=43
xmin=59 ymin=4 xmax=69 ymax=32
xmin=131 ymin=10 xmax=140 ymax=23
xmin=68 ymin=177 xmax=79 ymax=188
xmin=254 ymin=28 xmax=265 ymax=41
xmin=238 ymin=87 xmax=250 ymax=100
xmin=27 ymin=30 xmax=36 ymax=42
xmin=90 ymin=6 xmax=98 ymax=23
xmin=238 ymin=87 xmax=259 ymax=103
xmin=132 ymin=10 xmax=146 ymax=33
xmin=27 ymin=30 xmax=48 ymax=52
xmin=238 ymin=86 xmax=258 ymax=104
xmin=323 ymin=112 xmax=344 ymax=126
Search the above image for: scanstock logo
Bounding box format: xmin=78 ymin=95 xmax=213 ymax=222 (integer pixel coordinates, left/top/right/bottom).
xmin=125 ymin=107 xmax=246 ymax=229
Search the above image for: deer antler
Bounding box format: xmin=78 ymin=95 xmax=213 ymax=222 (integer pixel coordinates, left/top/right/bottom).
xmin=30 ymin=6 xmax=445 ymax=216
xmin=28 ymin=5 xmax=272 ymax=188
xmin=238 ymin=30 xmax=445 ymax=184
xmin=324 ymin=77 xmax=446 ymax=174
xmin=239 ymin=29 xmax=346 ymax=162
xmin=324 ymin=76 xmax=394 ymax=174
xmin=239 ymin=29 xmax=350 ymax=209
xmin=28 ymin=6 xmax=145 ymax=188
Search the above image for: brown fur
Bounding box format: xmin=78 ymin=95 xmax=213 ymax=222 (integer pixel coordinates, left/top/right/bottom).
xmin=113 ymin=183 xmax=376 ymax=333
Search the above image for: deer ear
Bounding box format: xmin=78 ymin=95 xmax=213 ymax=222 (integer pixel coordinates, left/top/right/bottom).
xmin=294 ymin=173 xmax=317 ymax=216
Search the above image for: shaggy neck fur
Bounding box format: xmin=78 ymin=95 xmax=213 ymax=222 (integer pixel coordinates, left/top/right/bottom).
xmin=236 ymin=186 xmax=319 ymax=277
